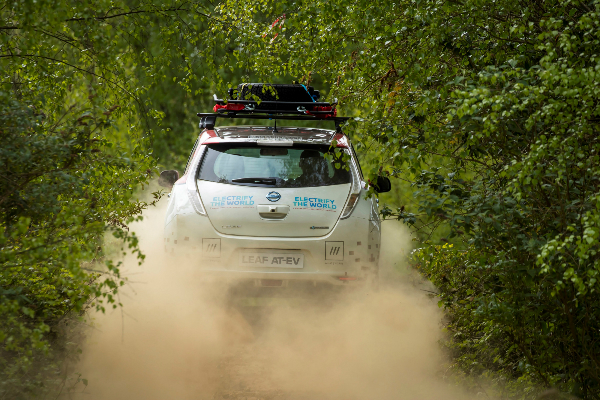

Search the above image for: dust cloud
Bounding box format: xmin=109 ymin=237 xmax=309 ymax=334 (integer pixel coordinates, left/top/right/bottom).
xmin=69 ymin=199 xmax=473 ymax=400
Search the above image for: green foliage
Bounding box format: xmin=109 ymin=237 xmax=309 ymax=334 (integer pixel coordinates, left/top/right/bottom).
xmin=0 ymin=91 xmax=152 ymax=398
xmin=2 ymin=0 xmax=599 ymax=397
xmin=216 ymin=0 xmax=600 ymax=397
xmin=417 ymin=5 xmax=600 ymax=396
xmin=0 ymin=1 xmax=225 ymax=396
xmin=413 ymin=244 xmax=538 ymax=398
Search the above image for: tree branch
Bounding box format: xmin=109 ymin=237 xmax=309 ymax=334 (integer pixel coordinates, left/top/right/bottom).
xmin=0 ymin=5 xmax=229 ymax=30
xmin=0 ymin=54 xmax=135 ymax=98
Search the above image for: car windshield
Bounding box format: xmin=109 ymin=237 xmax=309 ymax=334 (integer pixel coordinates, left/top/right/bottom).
xmin=197 ymin=144 xmax=352 ymax=187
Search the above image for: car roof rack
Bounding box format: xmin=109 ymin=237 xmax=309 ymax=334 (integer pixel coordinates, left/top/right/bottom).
xmin=197 ymin=93 xmax=350 ymax=132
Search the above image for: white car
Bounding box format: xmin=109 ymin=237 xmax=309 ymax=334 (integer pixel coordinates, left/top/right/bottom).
xmin=160 ymin=84 xmax=391 ymax=289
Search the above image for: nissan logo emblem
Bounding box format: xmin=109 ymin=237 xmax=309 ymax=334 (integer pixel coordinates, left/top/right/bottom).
xmin=266 ymin=191 xmax=281 ymax=202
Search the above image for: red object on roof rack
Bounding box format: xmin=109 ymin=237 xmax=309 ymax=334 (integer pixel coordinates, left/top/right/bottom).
xmin=213 ymin=103 xmax=245 ymax=112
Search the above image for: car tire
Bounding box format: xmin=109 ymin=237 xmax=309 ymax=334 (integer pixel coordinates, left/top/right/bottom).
xmin=236 ymin=83 xmax=319 ymax=110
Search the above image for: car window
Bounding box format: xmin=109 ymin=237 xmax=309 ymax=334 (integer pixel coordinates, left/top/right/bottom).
xmin=197 ymin=144 xmax=351 ymax=188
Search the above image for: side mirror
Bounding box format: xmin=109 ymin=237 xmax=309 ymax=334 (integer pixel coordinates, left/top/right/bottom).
xmin=374 ymin=176 xmax=391 ymax=193
xmin=158 ymin=170 xmax=179 ymax=188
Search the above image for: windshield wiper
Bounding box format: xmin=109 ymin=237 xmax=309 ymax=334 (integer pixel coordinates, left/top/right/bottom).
xmin=231 ymin=177 xmax=277 ymax=185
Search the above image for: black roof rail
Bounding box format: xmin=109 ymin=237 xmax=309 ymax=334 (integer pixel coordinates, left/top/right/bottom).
xmin=197 ymin=113 xmax=350 ymax=133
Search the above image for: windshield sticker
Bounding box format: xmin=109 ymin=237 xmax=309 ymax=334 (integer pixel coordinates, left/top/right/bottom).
xmin=293 ymin=196 xmax=337 ymax=211
xmin=210 ymin=195 xmax=255 ymax=208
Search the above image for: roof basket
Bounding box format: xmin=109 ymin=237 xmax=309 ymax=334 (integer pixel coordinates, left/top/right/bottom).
xmin=196 ymin=83 xmax=350 ymax=132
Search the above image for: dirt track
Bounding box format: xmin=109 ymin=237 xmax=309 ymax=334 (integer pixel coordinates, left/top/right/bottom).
xmin=69 ymin=202 xmax=471 ymax=400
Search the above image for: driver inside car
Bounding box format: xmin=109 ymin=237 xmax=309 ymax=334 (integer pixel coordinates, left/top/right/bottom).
xmin=291 ymin=150 xmax=330 ymax=187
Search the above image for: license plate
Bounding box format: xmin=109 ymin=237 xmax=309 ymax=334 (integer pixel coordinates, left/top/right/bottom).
xmin=239 ymin=253 xmax=304 ymax=268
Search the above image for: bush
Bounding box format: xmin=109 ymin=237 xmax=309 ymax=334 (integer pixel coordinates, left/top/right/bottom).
xmin=415 ymin=240 xmax=600 ymax=398
xmin=0 ymin=93 xmax=154 ymax=398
